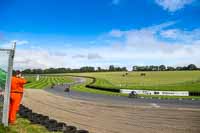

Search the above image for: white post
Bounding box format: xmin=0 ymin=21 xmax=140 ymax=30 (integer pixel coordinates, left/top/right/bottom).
xmin=36 ymin=74 xmax=40 ymax=81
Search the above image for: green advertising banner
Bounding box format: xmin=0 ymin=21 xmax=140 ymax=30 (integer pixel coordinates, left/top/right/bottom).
xmin=0 ymin=68 xmax=7 ymax=90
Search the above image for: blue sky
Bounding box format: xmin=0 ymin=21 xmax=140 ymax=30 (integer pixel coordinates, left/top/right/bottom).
xmin=0 ymin=0 xmax=200 ymax=70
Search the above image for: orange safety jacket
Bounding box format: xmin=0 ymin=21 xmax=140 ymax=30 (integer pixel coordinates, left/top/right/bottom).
xmin=11 ymin=76 xmax=27 ymax=93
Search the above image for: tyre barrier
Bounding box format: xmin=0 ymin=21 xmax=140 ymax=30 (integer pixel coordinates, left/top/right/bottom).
xmin=64 ymin=125 xmax=77 ymax=133
xmin=76 ymin=130 xmax=89 ymax=133
xmin=57 ymin=122 xmax=67 ymax=131
xmin=45 ymin=119 xmax=58 ymax=132
xmin=19 ymin=104 xmax=89 ymax=133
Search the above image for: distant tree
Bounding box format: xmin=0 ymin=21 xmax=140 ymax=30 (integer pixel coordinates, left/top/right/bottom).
xmin=159 ymin=65 xmax=166 ymax=71
xmin=109 ymin=65 xmax=115 ymax=71
xmin=154 ymin=66 xmax=159 ymax=71
xmin=97 ymin=67 xmax=102 ymax=72
xmin=31 ymin=69 xmax=43 ymax=74
xmin=115 ymin=67 xmax=121 ymax=71
xmin=57 ymin=68 xmax=67 ymax=73
xmin=187 ymin=64 xmax=197 ymax=70
xmin=136 ymin=66 xmax=142 ymax=71
xmin=148 ymin=65 xmax=154 ymax=71
xmin=146 ymin=66 xmax=149 ymax=71
xmin=183 ymin=66 xmax=188 ymax=70
xmin=167 ymin=66 xmax=175 ymax=71
xmin=132 ymin=66 xmax=138 ymax=71
xmin=122 ymin=67 xmax=127 ymax=71
xmin=22 ymin=69 xmax=32 ymax=74
xmin=21 ymin=64 xmax=199 ymax=74
xmin=176 ymin=66 xmax=183 ymax=71
xmin=80 ymin=66 xmax=95 ymax=72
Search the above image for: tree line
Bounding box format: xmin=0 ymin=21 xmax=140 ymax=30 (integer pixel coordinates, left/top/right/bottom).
xmin=19 ymin=64 xmax=199 ymax=74
xmin=132 ymin=64 xmax=199 ymax=71
xmin=20 ymin=65 xmax=127 ymax=74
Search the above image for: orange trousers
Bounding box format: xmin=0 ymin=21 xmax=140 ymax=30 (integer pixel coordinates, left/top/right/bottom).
xmin=9 ymin=93 xmax=23 ymax=124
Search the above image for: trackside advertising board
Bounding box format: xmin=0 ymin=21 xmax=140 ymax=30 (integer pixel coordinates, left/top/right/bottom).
xmin=120 ymin=89 xmax=189 ymax=96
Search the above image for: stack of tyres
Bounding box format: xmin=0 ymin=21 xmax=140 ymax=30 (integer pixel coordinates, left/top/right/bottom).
xmin=28 ymin=113 xmax=43 ymax=124
xmin=64 ymin=126 xmax=77 ymax=133
xmin=38 ymin=115 xmax=49 ymax=125
xmin=45 ymin=119 xmax=58 ymax=132
xmin=19 ymin=107 xmax=32 ymax=119
xmin=39 ymin=115 xmax=49 ymax=125
xmin=76 ymin=130 xmax=89 ymax=133
xmin=34 ymin=114 xmax=44 ymax=124
xmin=19 ymin=104 xmax=89 ymax=133
xmin=57 ymin=122 xmax=67 ymax=132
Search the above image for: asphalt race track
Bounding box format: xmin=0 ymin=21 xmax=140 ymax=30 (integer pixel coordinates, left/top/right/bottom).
xmin=46 ymin=77 xmax=200 ymax=109
xmin=23 ymin=77 xmax=200 ymax=133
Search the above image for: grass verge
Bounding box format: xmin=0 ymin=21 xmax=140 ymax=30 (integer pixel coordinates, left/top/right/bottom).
xmin=71 ymin=78 xmax=200 ymax=100
xmin=25 ymin=75 xmax=74 ymax=89
xmin=71 ymin=78 xmax=127 ymax=97
xmin=67 ymin=71 xmax=200 ymax=92
xmin=0 ymin=117 xmax=61 ymax=133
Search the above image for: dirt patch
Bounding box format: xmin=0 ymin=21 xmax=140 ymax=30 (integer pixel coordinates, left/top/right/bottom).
xmin=22 ymin=89 xmax=200 ymax=133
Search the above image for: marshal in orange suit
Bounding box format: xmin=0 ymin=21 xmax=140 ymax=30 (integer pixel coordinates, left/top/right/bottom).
xmin=9 ymin=70 xmax=27 ymax=124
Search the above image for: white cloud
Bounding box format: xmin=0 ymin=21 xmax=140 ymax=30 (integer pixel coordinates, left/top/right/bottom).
xmin=72 ymin=53 xmax=102 ymax=60
xmin=160 ymin=28 xmax=200 ymax=42
xmin=14 ymin=48 xmax=69 ymax=69
xmin=160 ymin=29 xmax=179 ymax=39
xmin=101 ymin=22 xmax=200 ymax=66
xmin=72 ymin=54 xmax=86 ymax=59
xmin=8 ymin=22 xmax=200 ymax=70
xmin=109 ymin=29 xmax=124 ymax=37
xmin=88 ymin=53 xmax=102 ymax=60
xmin=13 ymin=47 xmax=104 ymax=70
xmin=155 ymin=0 xmax=194 ymax=12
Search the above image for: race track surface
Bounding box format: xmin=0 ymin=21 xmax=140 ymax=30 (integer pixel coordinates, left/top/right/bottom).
xmin=46 ymin=84 xmax=200 ymax=109
xmin=23 ymin=89 xmax=200 ymax=133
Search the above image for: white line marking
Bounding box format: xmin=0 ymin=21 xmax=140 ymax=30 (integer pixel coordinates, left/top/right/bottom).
xmin=150 ymin=103 xmax=160 ymax=108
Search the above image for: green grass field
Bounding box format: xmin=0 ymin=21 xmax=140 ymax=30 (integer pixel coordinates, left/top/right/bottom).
xmin=70 ymin=76 xmax=200 ymax=99
xmin=24 ymin=75 xmax=74 ymax=89
xmin=68 ymin=71 xmax=200 ymax=92
xmin=23 ymin=71 xmax=200 ymax=99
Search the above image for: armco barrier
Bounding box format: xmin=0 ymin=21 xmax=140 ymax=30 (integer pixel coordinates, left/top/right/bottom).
xmin=19 ymin=104 xmax=89 ymax=133
xmin=189 ymin=92 xmax=200 ymax=96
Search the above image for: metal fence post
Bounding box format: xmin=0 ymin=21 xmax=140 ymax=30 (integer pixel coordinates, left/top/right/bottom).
xmin=2 ymin=44 xmax=15 ymax=126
